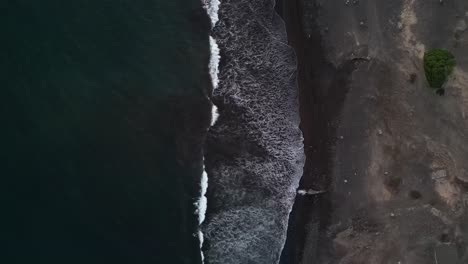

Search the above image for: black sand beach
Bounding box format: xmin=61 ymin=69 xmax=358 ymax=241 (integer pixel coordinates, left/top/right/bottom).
xmin=276 ymin=0 xmax=355 ymax=262
xmin=278 ymin=0 xmax=468 ymax=263
xmin=6 ymin=0 xmax=468 ymax=263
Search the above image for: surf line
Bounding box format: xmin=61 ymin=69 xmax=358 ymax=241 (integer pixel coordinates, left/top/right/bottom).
xmin=196 ymin=0 xmax=220 ymax=262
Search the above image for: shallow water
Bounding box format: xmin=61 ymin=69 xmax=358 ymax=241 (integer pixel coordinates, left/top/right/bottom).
xmin=202 ymin=0 xmax=303 ymax=263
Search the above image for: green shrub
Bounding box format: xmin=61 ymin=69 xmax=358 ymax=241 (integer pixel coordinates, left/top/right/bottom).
xmin=423 ymin=49 xmax=456 ymax=90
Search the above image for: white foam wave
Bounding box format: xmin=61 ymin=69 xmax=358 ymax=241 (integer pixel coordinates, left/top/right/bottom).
xmin=203 ymin=0 xmax=220 ymax=28
xmin=198 ymin=230 xmax=205 ymax=261
xmin=297 ymin=189 xmax=325 ymax=196
xmin=198 ymin=170 xmax=208 ymax=224
xmin=196 ymin=169 xmax=209 ymax=261
xmin=194 ymin=168 xmax=208 ymax=261
xmin=209 ymin=37 xmax=220 ymax=90
xmin=198 ymin=0 xmax=221 ymax=262
xmin=211 ymin=105 xmax=219 ymax=126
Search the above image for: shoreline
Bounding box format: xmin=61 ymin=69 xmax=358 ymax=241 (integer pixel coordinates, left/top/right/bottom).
xmin=200 ymin=0 xmax=221 ymax=261
xmin=275 ymin=0 xmax=355 ymax=263
xmin=202 ymin=0 xmax=303 ymax=262
xmin=279 ymin=0 xmax=468 ymax=263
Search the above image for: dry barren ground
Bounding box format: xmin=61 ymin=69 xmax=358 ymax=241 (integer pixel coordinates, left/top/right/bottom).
xmin=317 ymin=0 xmax=468 ymax=263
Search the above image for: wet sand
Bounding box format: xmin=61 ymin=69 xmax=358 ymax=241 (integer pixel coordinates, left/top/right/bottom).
xmin=276 ymin=0 xmax=354 ymax=262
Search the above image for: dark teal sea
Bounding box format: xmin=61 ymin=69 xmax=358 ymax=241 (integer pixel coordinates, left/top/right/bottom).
xmin=1 ymin=1 xmax=211 ymax=263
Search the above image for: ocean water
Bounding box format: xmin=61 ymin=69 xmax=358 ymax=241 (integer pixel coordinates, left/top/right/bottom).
xmin=1 ymin=1 xmax=212 ymax=263
xmin=202 ymin=0 xmax=304 ymax=263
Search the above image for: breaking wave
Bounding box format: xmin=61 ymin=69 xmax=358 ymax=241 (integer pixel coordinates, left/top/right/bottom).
xmin=208 ymin=36 xmax=221 ymax=98
xmin=297 ymin=189 xmax=325 ymax=196
xmin=209 ymin=36 xmax=220 ymax=127
xmin=198 ymin=0 xmax=221 ymax=262
xmin=202 ymin=0 xmax=304 ymax=263
xmin=203 ymin=0 xmax=221 ymax=27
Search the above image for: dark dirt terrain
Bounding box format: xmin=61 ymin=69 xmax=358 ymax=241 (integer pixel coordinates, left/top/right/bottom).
xmin=280 ymin=0 xmax=468 ymax=263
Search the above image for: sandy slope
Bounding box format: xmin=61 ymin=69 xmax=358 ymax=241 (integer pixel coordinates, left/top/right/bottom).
xmin=319 ymin=0 xmax=468 ymax=263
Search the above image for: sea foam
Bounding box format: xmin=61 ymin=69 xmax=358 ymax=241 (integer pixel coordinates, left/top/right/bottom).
xmin=200 ymin=0 xmax=304 ymax=263
xmin=208 ymin=36 xmax=220 ymax=96
xmin=198 ymin=0 xmax=220 ymax=262
xmin=203 ymin=0 xmax=220 ymax=27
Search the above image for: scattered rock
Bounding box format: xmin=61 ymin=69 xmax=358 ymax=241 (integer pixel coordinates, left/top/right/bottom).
xmin=436 ymin=88 xmax=445 ymax=96
xmin=385 ymin=175 xmax=402 ymax=194
xmin=429 ymin=206 xmax=453 ymax=225
xmin=456 ymin=20 xmax=468 ymax=32
xmin=456 ymin=173 xmax=468 ymax=185
xmin=439 ymin=232 xmax=450 ymax=243
xmin=397 ymin=22 xmax=403 ymax=31
xmin=339 ymin=135 xmax=344 ymax=140
xmin=432 ymin=169 xmax=447 ymax=180
xmin=377 ymin=129 xmax=383 ymax=135
xmin=463 ymin=194 xmax=468 ymax=207
xmin=409 ymin=190 xmax=422 ymax=199
xmin=409 ymin=73 xmax=417 ymax=83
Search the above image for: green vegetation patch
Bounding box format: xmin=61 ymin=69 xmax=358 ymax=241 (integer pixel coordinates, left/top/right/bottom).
xmin=423 ymin=49 xmax=456 ymax=92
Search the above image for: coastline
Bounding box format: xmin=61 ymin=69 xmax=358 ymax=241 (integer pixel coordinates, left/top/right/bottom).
xmin=200 ymin=0 xmax=221 ymax=262
xmin=202 ymin=0 xmax=303 ymax=263
xmin=276 ymin=0 xmax=358 ymax=263
xmin=204 ymin=0 xmax=468 ymax=262
xmin=279 ymin=0 xmax=468 ymax=263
